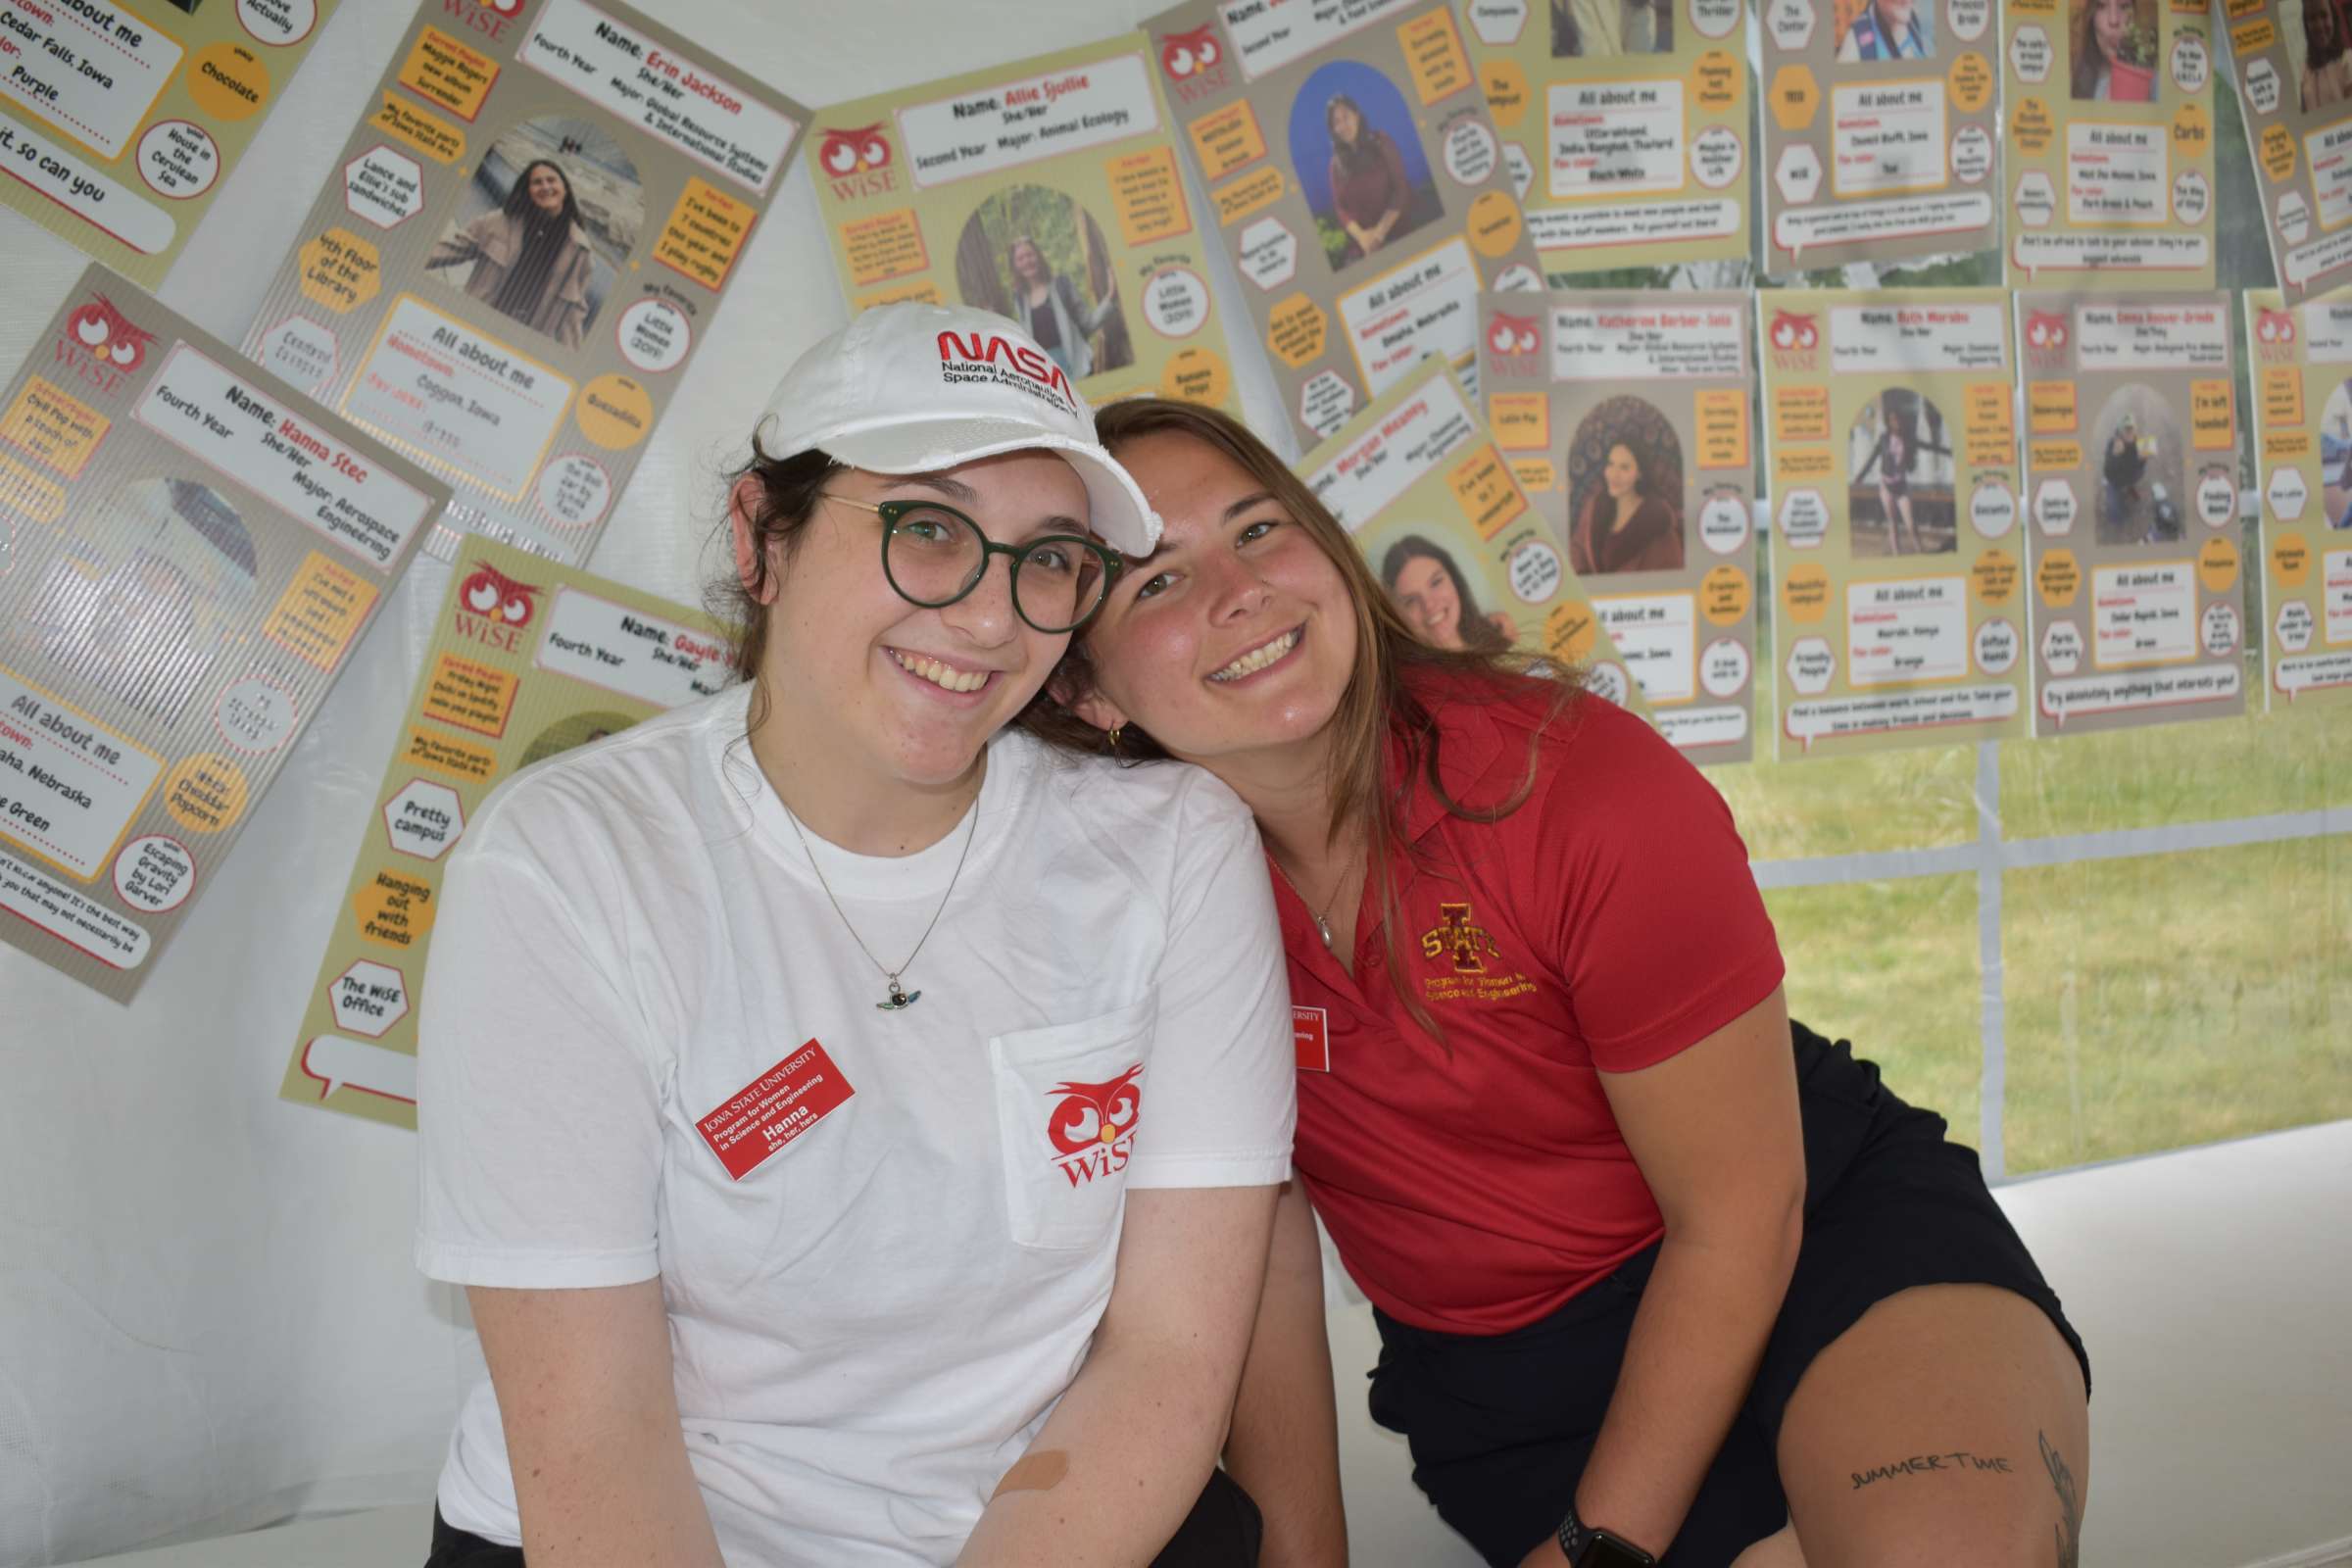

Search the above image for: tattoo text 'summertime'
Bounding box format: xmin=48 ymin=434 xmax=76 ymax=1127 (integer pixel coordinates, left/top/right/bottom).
xmin=1849 ymin=1449 xmax=2014 ymax=1490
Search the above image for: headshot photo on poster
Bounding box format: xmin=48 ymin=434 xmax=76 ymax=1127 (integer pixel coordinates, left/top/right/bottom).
xmin=424 ymin=119 xmax=646 ymax=353
xmin=1288 ymin=61 xmax=1445 ymax=274
xmin=1838 ymin=0 xmax=1937 ymax=60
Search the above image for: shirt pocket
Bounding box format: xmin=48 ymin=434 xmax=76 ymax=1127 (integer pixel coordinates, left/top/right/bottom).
xmin=988 ymin=991 xmax=1157 ymax=1252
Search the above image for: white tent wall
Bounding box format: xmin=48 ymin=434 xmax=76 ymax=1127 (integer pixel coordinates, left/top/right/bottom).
xmin=0 ymin=3 xmax=2346 ymax=1567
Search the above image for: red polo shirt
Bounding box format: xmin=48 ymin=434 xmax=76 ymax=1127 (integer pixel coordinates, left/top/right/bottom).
xmin=1280 ymin=675 xmax=1783 ymax=1336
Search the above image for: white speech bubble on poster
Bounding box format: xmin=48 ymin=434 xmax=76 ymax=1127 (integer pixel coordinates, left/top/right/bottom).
xmin=296 ymin=1034 xmax=417 ymax=1104
xmin=0 ymin=847 xmax=150 ymax=970
xmin=1784 ymin=684 xmax=2017 ymax=747
xmin=2275 ymin=649 xmax=2352 ymax=696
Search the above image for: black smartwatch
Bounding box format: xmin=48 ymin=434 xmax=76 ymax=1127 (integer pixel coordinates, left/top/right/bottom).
xmin=1557 ymin=1500 xmax=1657 ymax=1568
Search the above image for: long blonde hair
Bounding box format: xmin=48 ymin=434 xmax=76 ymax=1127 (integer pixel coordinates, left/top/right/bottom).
xmin=1033 ymin=397 xmax=1580 ymax=1030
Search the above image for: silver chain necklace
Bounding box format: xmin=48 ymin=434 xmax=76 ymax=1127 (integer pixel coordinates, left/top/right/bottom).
xmin=1267 ymin=852 xmax=1353 ymax=953
xmin=780 ymin=787 xmax=981 ymax=1011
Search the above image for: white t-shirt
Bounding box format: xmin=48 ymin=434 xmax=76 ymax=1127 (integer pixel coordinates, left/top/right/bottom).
xmin=415 ymin=683 xmax=1295 ymax=1566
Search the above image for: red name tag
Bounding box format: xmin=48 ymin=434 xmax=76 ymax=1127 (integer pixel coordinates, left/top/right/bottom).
xmin=1292 ymin=1005 xmax=1331 ymax=1073
xmin=695 ymin=1040 xmax=855 ymax=1180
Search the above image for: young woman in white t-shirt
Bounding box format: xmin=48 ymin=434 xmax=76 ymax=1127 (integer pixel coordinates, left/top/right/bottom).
xmin=413 ymin=303 xmax=1297 ymax=1567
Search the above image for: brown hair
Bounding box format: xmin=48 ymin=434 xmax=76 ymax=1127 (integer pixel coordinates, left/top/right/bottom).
xmin=712 ymin=433 xmax=1081 ymax=741
xmin=1032 ymin=397 xmax=1580 ymax=1032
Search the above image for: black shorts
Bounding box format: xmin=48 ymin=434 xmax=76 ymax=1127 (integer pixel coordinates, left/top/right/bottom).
xmin=1363 ymin=1020 xmax=2091 ymax=1568
xmin=422 ymin=1467 xmax=1261 ymax=1566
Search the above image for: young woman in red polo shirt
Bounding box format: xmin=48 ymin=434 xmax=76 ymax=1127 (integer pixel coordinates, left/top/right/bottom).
xmin=1040 ymin=399 xmax=2091 ymax=1568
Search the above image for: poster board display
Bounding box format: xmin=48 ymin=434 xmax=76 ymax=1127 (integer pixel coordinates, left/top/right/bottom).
xmin=2246 ymin=287 xmax=2352 ymax=708
xmin=0 ymin=264 xmax=445 ymax=1001
xmin=1148 ymin=0 xmax=1545 ymax=449
xmin=1456 ymin=0 xmax=1753 ymax=275
xmin=1298 ymin=353 xmax=1650 ymax=715
xmin=1757 ymin=287 xmax=2027 ymax=757
xmin=1477 ymin=289 xmax=1757 ymax=760
xmin=2016 ymin=292 xmax=2244 ymax=735
xmin=1757 ymin=0 xmax=2000 ymax=272
xmin=2223 ymin=0 xmax=2352 ymax=302
xmin=2002 ymin=0 xmax=2216 ymax=286
xmin=804 ymin=34 xmax=1242 ymax=414
xmin=278 ymin=535 xmax=734 ymax=1128
xmin=0 ymin=0 xmax=342 ymax=288
xmin=240 ymin=0 xmax=808 ymax=564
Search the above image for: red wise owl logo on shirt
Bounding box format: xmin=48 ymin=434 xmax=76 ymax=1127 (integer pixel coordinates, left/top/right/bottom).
xmin=1046 ymin=1064 xmax=1144 ymax=1186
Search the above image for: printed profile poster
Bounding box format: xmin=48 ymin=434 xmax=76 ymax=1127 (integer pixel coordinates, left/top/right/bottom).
xmin=804 ymin=34 xmax=1241 ymax=415
xmin=0 ymin=264 xmax=446 ymax=1002
xmin=1476 ymin=290 xmax=1756 ymax=760
xmin=1756 ymin=288 xmax=2027 ymax=758
xmin=2226 ymin=0 xmax=2352 ymax=301
xmin=1757 ymin=0 xmax=2000 ymax=272
xmin=1298 ymin=354 xmax=1652 ymax=717
xmin=2017 ymin=292 xmax=2244 ymax=735
xmin=1148 ymin=0 xmax=1545 ymax=448
xmin=0 ymin=0 xmax=341 ymax=289
xmin=239 ymin=0 xmax=808 ymax=564
xmin=2003 ymin=0 xmax=2216 ymax=286
xmin=1456 ymin=0 xmax=1754 ymax=274
xmin=279 ymin=536 xmax=734 ymax=1129
xmin=2245 ymin=288 xmax=2352 ymax=708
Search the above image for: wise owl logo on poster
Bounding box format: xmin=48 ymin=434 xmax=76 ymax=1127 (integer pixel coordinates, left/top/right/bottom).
xmin=452 ymin=563 xmax=541 ymax=652
xmin=1486 ymin=312 xmax=1541 ymax=367
xmin=817 ymin=122 xmax=898 ymax=200
xmin=1765 ymin=309 xmax=1821 ymax=372
xmin=1157 ymin=24 xmax=1230 ymax=101
xmin=2252 ymin=308 xmax=2299 ymax=366
xmin=443 ymin=0 xmax=525 ymax=40
xmin=55 ymin=294 xmax=157 ymax=397
xmin=2021 ymin=309 xmax=2071 ymax=372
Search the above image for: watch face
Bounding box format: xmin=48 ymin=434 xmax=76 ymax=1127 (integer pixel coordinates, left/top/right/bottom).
xmin=1582 ymin=1533 xmax=1657 ymax=1568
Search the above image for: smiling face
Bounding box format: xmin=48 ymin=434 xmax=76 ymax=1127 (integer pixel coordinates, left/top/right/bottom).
xmin=1390 ymin=555 xmax=1463 ymax=648
xmin=1075 ymin=431 xmax=1358 ymax=769
xmin=1878 ymin=0 xmax=1914 ymax=31
xmin=1329 ymin=99 xmax=1362 ymax=146
xmin=741 ymin=450 xmax=1087 ymax=801
xmin=525 ymin=164 xmax=568 ymax=216
xmin=1009 ymin=239 xmax=1048 ymax=285
xmin=1603 ymin=442 xmax=1642 ymax=500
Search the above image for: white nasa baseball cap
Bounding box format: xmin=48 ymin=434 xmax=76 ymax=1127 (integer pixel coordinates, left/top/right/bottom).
xmin=759 ymin=302 xmax=1159 ymax=554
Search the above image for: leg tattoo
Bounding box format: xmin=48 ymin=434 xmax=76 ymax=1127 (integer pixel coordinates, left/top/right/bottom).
xmin=2039 ymin=1431 xmax=2082 ymax=1568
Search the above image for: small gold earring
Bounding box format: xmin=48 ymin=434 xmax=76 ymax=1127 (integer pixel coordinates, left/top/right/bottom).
xmin=1107 ymin=723 xmax=1124 ymax=752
